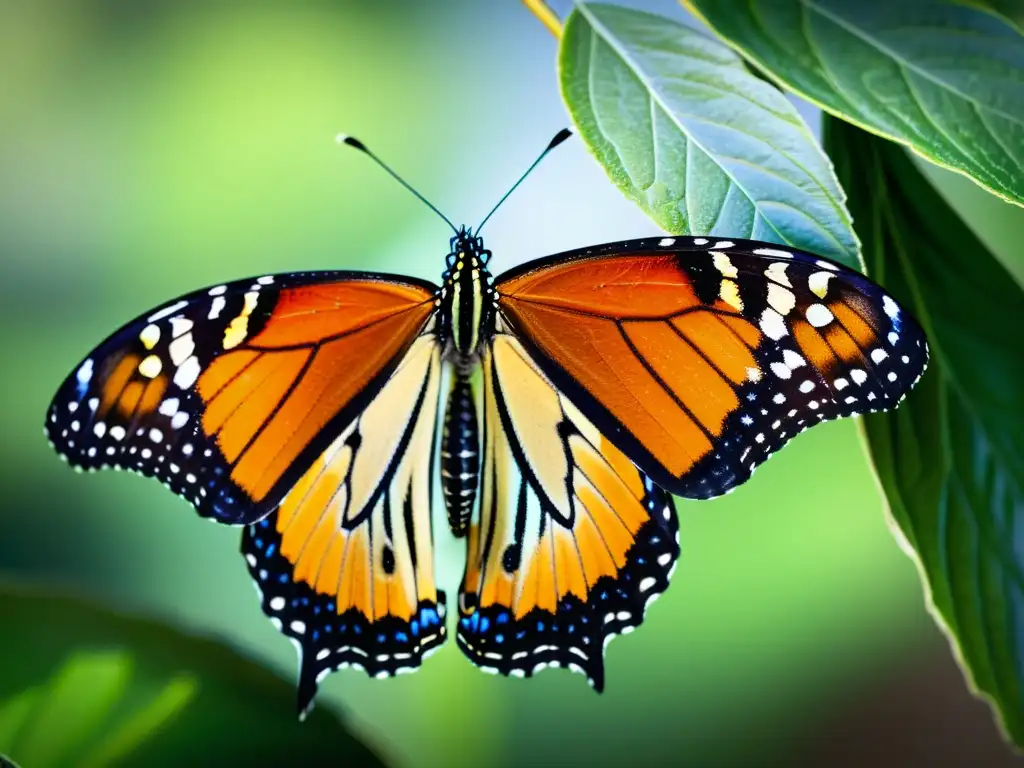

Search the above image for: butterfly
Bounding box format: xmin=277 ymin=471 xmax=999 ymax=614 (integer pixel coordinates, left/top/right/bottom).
xmin=45 ymin=129 xmax=928 ymax=716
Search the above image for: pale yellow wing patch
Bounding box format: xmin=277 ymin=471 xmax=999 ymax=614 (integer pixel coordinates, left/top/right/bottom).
xmin=456 ymin=332 xmax=680 ymax=691
xmin=242 ymin=331 xmax=447 ymax=712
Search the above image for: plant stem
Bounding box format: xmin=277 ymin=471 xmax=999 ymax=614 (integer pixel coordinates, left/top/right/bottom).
xmin=521 ymin=0 xmax=563 ymax=38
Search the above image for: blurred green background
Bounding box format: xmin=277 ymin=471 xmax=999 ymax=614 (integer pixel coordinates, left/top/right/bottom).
xmin=2 ymin=1 xmax=1022 ymax=766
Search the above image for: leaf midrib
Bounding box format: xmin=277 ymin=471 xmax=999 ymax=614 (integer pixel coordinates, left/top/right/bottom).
xmin=577 ymin=2 xmax=849 ymax=254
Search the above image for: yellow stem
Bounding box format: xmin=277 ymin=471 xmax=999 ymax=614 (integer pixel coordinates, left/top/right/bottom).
xmin=521 ymin=0 xmax=563 ymax=38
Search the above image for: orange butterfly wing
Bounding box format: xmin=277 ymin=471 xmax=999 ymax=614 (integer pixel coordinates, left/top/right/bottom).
xmin=456 ymin=332 xmax=679 ymax=689
xmin=242 ymin=332 xmax=447 ymax=716
xmin=46 ymin=272 xmax=437 ymax=524
xmin=496 ymin=238 xmax=928 ymax=498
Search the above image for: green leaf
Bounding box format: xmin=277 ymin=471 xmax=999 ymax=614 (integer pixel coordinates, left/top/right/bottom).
xmin=685 ymin=0 xmax=1024 ymax=208
xmin=0 ymin=586 xmax=388 ymax=768
xmin=12 ymin=652 xmax=133 ymax=767
xmin=970 ymin=1 xmax=1024 ymax=29
xmin=558 ymin=2 xmax=860 ymax=269
xmin=824 ymin=116 xmax=1024 ymax=747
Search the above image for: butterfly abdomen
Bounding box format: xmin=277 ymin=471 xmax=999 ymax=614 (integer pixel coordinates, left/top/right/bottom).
xmin=441 ymin=373 xmax=479 ymax=537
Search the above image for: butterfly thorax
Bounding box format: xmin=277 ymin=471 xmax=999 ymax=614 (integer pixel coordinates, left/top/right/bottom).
xmin=439 ymin=228 xmax=495 ymax=371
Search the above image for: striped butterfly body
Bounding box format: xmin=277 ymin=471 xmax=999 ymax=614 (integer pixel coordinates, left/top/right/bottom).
xmin=440 ymin=373 xmax=480 ymax=538
xmin=45 ymin=140 xmax=928 ymax=717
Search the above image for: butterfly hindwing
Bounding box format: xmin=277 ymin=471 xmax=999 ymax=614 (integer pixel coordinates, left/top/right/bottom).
xmin=242 ymin=331 xmax=447 ymax=716
xmin=457 ymin=332 xmax=679 ymax=690
xmin=46 ymin=272 xmax=437 ymax=524
xmin=496 ymin=237 xmax=928 ymax=499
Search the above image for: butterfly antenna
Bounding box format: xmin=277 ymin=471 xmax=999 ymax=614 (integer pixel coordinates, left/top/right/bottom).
xmin=476 ymin=128 xmax=573 ymax=234
xmin=337 ymin=134 xmax=458 ymax=234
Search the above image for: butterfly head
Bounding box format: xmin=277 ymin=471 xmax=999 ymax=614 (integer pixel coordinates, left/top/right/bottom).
xmin=445 ymin=226 xmax=490 ymax=267
xmin=440 ymin=226 xmax=495 ymax=362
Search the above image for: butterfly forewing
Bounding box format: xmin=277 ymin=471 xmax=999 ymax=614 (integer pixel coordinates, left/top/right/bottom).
xmin=46 ymin=272 xmax=437 ymax=524
xmin=457 ymin=332 xmax=679 ymax=689
xmin=495 ymin=237 xmax=928 ymax=499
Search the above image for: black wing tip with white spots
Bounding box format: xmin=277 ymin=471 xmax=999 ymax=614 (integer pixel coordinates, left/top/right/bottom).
xmin=242 ymin=514 xmax=448 ymax=717
xmin=672 ymin=324 xmax=929 ymax=500
xmin=43 ymin=275 xmax=300 ymax=525
xmin=456 ymin=486 xmax=678 ymax=691
xmin=45 ymin=373 xmax=253 ymax=525
xmin=665 ymin=242 xmax=929 ymax=500
xmin=44 ymin=271 xmax=406 ymax=526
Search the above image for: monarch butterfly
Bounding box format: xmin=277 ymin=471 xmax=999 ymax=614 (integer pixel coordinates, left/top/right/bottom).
xmin=45 ymin=129 xmax=928 ymax=716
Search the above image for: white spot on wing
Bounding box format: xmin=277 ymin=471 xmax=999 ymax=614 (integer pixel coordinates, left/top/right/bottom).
xmin=169 ymin=333 xmax=195 ymax=366
xmin=139 ymin=324 xmax=161 ymax=349
xmin=149 ymin=300 xmax=189 ymax=323
xmin=173 ymin=356 xmax=201 ymax=389
xmin=808 ymin=271 xmax=834 ymax=298
xmin=76 ymin=359 xmax=94 ymax=386
xmin=713 ymin=252 xmax=738 ymax=278
xmin=767 ymin=283 xmax=796 ymax=315
xmin=138 ymin=355 xmax=162 ymax=378
xmin=170 ymin=317 xmax=193 ymax=337
xmin=882 ymin=295 xmax=899 ymax=318
xmin=208 ymin=296 xmax=227 ymax=320
xmin=765 ymin=261 xmax=791 ymax=287
xmin=753 ymin=247 xmax=793 ymax=259
xmin=805 ymin=303 xmax=834 ymax=328
xmin=782 ymin=350 xmax=805 ymax=369
xmin=759 ymin=308 xmax=788 ymax=340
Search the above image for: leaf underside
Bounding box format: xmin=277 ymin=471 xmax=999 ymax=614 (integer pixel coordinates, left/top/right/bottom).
xmin=826 ymin=116 xmax=1024 ymax=748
